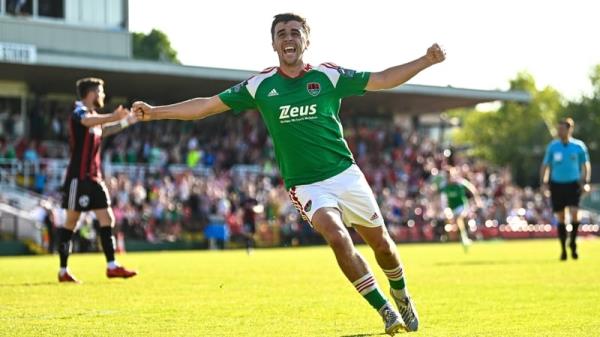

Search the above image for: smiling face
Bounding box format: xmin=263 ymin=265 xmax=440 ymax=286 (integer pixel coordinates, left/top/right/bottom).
xmin=271 ymin=20 xmax=310 ymax=67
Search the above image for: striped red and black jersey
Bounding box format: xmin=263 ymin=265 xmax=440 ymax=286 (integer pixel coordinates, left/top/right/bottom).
xmin=65 ymin=101 xmax=103 ymax=181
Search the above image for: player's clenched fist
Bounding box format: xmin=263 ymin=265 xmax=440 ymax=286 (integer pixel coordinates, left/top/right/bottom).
xmin=425 ymin=43 xmax=446 ymax=65
xmin=132 ymin=101 xmax=154 ymax=121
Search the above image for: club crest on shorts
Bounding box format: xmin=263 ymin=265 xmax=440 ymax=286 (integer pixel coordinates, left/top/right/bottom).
xmin=304 ymin=200 xmax=312 ymax=212
xmin=307 ymin=82 xmax=320 ymax=96
xmin=78 ymin=195 xmax=90 ymax=207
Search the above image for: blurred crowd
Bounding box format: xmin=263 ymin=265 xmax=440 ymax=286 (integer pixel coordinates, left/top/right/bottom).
xmin=2 ymin=102 xmax=557 ymax=246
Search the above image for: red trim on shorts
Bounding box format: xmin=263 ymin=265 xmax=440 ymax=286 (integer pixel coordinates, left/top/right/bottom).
xmin=289 ymin=187 xmax=310 ymax=222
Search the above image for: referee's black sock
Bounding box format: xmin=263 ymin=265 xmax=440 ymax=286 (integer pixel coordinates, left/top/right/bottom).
xmin=57 ymin=228 xmax=74 ymax=269
xmin=99 ymin=226 xmax=116 ymax=264
xmin=557 ymin=223 xmax=567 ymax=253
xmin=570 ymin=222 xmax=580 ymax=249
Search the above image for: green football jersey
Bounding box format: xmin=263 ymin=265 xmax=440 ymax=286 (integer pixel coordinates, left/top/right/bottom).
xmin=218 ymin=63 xmax=370 ymax=189
xmin=441 ymin=182 xmax=469 ymax=210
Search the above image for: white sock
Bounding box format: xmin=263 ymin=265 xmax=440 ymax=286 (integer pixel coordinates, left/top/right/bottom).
xmin=391 ymin=287 xmax=409 ymax=299
xmin=59 ymin=267 xmax=68 ymax=275
xmin=107 ymin=261 xmax=119 ymax=269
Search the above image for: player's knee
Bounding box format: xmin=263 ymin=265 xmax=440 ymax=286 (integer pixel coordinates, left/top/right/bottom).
xmin=325 ymin=229 xmax=352 ymax=251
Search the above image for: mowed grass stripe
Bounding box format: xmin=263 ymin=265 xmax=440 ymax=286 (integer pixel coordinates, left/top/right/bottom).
xmin=0 ymin=239 xmax=598 ymax=336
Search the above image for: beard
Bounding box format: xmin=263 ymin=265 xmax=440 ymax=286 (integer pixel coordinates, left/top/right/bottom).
xmin=94 ymin=98 xmax=104 ymax=109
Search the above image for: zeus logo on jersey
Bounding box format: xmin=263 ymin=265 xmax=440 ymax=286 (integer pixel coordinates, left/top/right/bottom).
xmin=279 ymin=104 xmax=317 ymax=120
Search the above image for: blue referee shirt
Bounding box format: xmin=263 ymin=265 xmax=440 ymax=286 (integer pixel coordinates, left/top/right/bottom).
xmin=543 ymin=138 xmax=590 ymax=183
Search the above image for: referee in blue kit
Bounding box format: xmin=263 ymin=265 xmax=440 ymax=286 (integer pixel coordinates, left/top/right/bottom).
xmin=540 ymin=118 xmax=591 ymax=260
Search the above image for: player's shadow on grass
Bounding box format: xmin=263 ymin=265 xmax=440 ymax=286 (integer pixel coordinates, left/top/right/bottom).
xmin=340 ymin=333 xmax=387 ymax=337
xmin=0 ymin=282 xmax=59 ymax=287
xmin=435 ymin=259 xmax=553 ymax=267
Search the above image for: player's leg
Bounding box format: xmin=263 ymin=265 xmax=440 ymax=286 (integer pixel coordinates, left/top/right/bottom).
xmin=93 ymin=208 xmax=117 ymax=266
xmin=94 ymin=207 xmax=137 ymax=278
xmin=58 ymin=178 xmax=81 ymax=282
xmin=336 ymin=164 xmax=415 ymax=332
xmin=312 ymin=208 xmax=380 ymax=297
xmin=455 ymin=214 xmax=472 ymax=251
xmin=57 ymin=210 xmax=81 ymax=283
xmin=243 ymin=223 xmax=256 ymax=254
xmin=354 ymin=224 xmax=419 ymax=332
xmin=353 ymin=225 xmax=407 ymax=296
xmin=89 ymin=179 xmax=136 ymax=278
xmin=312 ymin=208 xmax=402 ymax=334
xmin=568 ymin=206 xmax=580 ymax=259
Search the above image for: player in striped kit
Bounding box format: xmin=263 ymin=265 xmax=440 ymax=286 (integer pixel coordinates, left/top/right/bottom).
xmin=58 ymin=77 xmax=138 ymax=283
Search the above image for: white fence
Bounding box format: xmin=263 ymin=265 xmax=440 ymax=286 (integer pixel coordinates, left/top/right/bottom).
xmin=0 ymin=202 xmax=42 ymax=245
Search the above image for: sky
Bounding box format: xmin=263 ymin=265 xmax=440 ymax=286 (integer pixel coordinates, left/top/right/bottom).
xmin=129 ymin=0 xmax=600 ymax=99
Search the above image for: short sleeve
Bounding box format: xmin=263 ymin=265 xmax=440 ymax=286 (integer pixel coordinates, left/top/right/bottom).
xmin=218 ymin=80 xmax=257 ymax=115
xmin=335 ymin=67 xmax=371 ymax=98
xmin=72 ymin=104 xmax=87 ymax=124
xmin=579 ymin=143 xmax=590 ymax=164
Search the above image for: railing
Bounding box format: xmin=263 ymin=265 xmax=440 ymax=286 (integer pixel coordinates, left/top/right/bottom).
xmin=0 ymin=202 xmax=42 ymax=245
xmin=0 ymin=158 xmax=68 ymax=192
xmin=0 ymin=158 xmax=262 ymax=190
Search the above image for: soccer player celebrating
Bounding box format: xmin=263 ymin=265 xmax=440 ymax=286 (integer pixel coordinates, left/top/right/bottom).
xmin=540 ymin=118 xmax=591 ymax=261
xmin=133 ymin=13 xmax=445 ymax=334
xmin=438 ymin=167 xmax=482 ymax=251
xmin=58 ymin=78 xmax=138 ymax=283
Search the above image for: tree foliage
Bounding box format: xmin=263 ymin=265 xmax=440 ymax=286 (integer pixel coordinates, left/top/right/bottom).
xmin=452 ymin=72 xmax=563 ymax=186
xmin=560 ymin=65 xmax=600 ymax=164
xmin=132 ymin=29 xmax=180 ymax=63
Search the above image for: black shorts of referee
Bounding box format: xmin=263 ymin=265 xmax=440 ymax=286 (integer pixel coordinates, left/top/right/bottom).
xmin=549 ymin=181 xmax=581 ymax=212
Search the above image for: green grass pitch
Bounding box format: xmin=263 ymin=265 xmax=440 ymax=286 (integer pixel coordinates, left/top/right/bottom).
xmin=0 ymin=239 xmax=599 ymax=336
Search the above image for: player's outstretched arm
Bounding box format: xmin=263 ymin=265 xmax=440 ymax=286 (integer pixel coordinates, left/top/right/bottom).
xmin=101 ymin=111 xmax=138 ymax=137
xmin=80 ymin=105 xmax=129 ymax=128
xmin=133 ymin=96 xmax=229 ymax=122
xmin=462 ymin=179 xmax=483 ymax=208
xmin=366 ymin=43 xmax=446 ymax=91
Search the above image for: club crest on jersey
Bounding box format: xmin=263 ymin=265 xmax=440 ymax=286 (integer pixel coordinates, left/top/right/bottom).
xmin=307 ymin=82 xmax=321 ymax=96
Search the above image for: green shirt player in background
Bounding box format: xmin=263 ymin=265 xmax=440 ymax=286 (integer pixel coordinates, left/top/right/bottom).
xmin=438 ymin=167 xmax=482 ymax=252
xmin=133 ymin=13 xmax=445 ymax=335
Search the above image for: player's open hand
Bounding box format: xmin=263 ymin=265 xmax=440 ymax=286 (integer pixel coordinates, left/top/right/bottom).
xmin=425 ymin=43 xmax=446 ymax=65
xmin=132 ymin=101 xmax=154 ymax=121
xmin=113 ymin=105 xmax=130 ymax=120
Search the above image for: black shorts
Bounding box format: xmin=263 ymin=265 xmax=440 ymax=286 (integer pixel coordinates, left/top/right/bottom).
xmin=61 ymin=178 xmax=111 ymax=212
xmin=549 ymin=181 xmax=581 ymax=212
